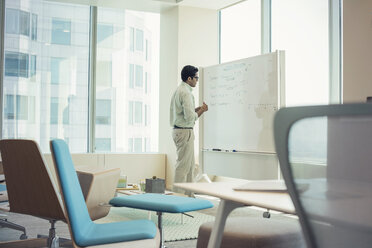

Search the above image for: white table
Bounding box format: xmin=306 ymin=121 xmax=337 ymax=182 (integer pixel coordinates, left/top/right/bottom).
xmin=174 ymin=182 xmax=295 ymax=248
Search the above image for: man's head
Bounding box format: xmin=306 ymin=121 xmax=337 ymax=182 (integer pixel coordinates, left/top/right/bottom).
xmin=181 ymin=65 xmax=199 ymax=87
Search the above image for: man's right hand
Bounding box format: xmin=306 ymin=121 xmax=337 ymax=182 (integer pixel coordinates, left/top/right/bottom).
xmin=201 ymin=102 xmax=208 ymax=112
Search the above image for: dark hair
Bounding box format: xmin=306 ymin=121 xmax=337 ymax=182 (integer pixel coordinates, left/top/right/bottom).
xmin=181 ymin=65 xmax=198 ymax=82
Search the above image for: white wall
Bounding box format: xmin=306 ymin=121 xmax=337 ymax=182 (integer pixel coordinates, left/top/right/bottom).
xmin=159 ymin=6 xmax=218 ymax=188
xmin=44 ymin=153 xmax=166 ymax=185
xmin=343 ymin=0 xmax=372 ymax=102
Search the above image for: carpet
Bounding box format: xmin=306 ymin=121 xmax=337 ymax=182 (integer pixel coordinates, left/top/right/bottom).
xmin=95 ymin=207 xmax=215 ymax=241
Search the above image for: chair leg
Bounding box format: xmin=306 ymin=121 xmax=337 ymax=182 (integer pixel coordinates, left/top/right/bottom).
xmin=156 ymin=212 xmax=165 ymax=248
xmin=0 ymin=217 xmax=28 ymax=240
xmin=37 ymin=219 xmax=71 ymax=248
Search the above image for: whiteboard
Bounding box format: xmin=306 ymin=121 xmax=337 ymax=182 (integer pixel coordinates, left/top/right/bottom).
xmin=202 ymin=51 xmax=284 ymax=153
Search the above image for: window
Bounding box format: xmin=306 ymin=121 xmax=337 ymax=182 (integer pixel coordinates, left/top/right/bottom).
xmin=129 ymin=64 xmax=134 ymax=88
xmin=31 ymin=14 xmax=37 ymax=40
xmin=134 ymin=138 xmax=142 ymax=152
xmin=127 ymin=137 xmax=144 ymax=152
xmin=145 ymin=39 xmax=148 ymax=60
xmin=51 ymin=57 xmax=70 ymax=84
xmin=134 ymin=102 xmax=142 ymax=124
xmin=52 ymin=18 xmax=71 ymax=45
xmin=129 ymin=64 xmax=143 ymax=88
xmin=50 ymin=97 xmax=59 ymax=124
xmin=128 ymin=138 xmax=133 ymax=152
xmin=272 ymin=0 xmax=329 ymax=106
xmin=96 ymin=99 xmax=111 ymax=125
xmin=97 ymin=24 xmax=113 ymax=45
xmin=6 ymin=8 xmax=18 ymax=34
xmin=220 ymin=0 xmax=261 ymax=62
xmin=4 ymin=95 xmax=30 ymax=120
xmin=128 ymin=101 xmax=143 ymax=125
xmin=96 ymin=61 xmax=112 ymax=87
xmin=19 ymin=10 xmax=30 ymax=36
xmin=129 ymin=27 xmax=135 ymax=51
xmin=6 ymin=9 xmax=30 ymax=37
xmin=5 ymin=52 xmax=29 ymax=78
xmin=135 ymin=29 xmax=144 ymax=51
xmin=2 ymin=1 xmax=159 ymax=153
xmin=2 ymin=1 xmax=90 ymax=152
xmin=30 ymin=55 xmax=36 ymax=77
xmin=135 ymin=65 xmax=143 ymax=87
xmin=51 ymin=57 xmax=62 ymax=84
xmin=96 ymin=138 xmax=111 ymax=152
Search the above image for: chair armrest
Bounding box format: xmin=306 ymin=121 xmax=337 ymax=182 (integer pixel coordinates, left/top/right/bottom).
xmin=76 ymin=166 xmax=120 ymax=220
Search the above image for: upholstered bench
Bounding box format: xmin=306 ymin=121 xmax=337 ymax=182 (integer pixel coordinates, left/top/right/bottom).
xmin=196 ymin=216 xmax=305 ymax=248
xmin=110 ymin=193 xmax=213 ymax=248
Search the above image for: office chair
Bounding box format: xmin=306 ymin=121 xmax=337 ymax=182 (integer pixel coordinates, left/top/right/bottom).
xmin=50 ymin=139 xmax=160 ymax=248
xmin=274 ymin=103 xmax=372 ymax=248
xmin=0 ymin=139 xmax=69 ymax=247
xmin=0 ymin=184 xmax=28 ymax=240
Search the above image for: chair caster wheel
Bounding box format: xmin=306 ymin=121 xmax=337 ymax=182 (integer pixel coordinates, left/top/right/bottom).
xmin=20 ymin=234 xmax=28 ymax=240
xmin=263 ymin=211 xmax=270 ymax=218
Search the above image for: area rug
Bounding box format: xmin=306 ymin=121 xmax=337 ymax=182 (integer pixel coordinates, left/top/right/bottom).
xmin=95 ymin=207 xmax=215 ymax=241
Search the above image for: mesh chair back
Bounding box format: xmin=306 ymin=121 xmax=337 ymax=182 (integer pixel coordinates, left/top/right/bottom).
xmin=274 ymin=104 xmax=372 ymax=248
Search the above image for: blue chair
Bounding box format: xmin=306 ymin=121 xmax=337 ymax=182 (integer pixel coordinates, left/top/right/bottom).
xmin=50 ymin=139 xmax=159 ymax=247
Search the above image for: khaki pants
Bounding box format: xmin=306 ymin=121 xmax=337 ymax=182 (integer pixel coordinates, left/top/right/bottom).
xmin=172 ymin=128 xmax=195 ymax=195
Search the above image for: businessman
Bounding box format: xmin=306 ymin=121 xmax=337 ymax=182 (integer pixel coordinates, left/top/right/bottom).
xmin=170 ymin=65 xmax=208 ymax=195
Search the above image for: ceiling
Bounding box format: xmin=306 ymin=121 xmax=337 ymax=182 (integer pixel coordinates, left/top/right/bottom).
xmin=48 ymin=0 xmax=244 ymax=12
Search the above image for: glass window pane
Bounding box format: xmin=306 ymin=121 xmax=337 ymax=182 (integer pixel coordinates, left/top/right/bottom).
xmin=2 ymin=0 xmax=90 ymax=152
xmin=16 ymin=95 xmax=28 ymax=120
xmin=134 ymin=138 xmax=142 ymax=152
xmin=31 ymin=13 xmax=37 ymax=40
xmin=94 ymin=7 xmax=159 ymax=153
xmin=220 ymin=0 xmax=261 ymax=62
xmin=135 ymin=65 xmax=143 ymax=87
xmin=96 ymin=138 xmax=111 ymax=152
xmin=96 ymin=99 xmax=111 ymax=125
xmin=135 ymin=29 xmax=144 ymax=51
xmin=50 ymin=97 xmax=59 ymax=124
xmin=5 ymin=95 xmax=15 ymax=119
xmin=30 ymin=55 xmax=36 ymax=77
xmin=19 ymin=10 xmax=30 ymax=36
xmin=272 ymin=0 xmax=329 ymax=106
xmin=5 ymin=52 xmax=20 ymax=77
xmin=52 ymin=18 xmax=71 ymax=45
xmin=130 ymin=27 xmax=134 ymax=51
xmin=129 ymin=64 xmax=134 ymax=88
xmin=6 ymin=8 xmax=19 ymax=34
xmin=134 ymin=101 xmax=142 ymax=124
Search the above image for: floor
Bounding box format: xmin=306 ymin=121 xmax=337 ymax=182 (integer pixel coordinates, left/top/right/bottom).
xmin=0 ymin=211 xmax=198 ymax=248
xmin=0 ymin=198 xmax=296 ymax=248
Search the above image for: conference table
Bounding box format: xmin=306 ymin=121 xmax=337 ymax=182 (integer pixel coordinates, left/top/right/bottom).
xmin=174 ymin=182 xmax=295 ymax=248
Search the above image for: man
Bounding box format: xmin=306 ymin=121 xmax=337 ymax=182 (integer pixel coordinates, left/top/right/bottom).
xmin=170 ymin=65 xmax=208 ymax=195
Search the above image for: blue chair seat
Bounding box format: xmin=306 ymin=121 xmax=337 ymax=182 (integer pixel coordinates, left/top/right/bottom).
xmin=75 ymin=219 xmax=156 ymax=246
xmin=110 ymin=193 xmax=213 ymax=213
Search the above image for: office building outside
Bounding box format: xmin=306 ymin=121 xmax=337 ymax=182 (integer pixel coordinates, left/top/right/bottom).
xmin=2 ymin=0 xmax=159 ymax=153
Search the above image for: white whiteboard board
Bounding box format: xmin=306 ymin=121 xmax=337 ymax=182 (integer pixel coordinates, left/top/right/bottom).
xmin=202 ymin=51 xmax=284 ymax=153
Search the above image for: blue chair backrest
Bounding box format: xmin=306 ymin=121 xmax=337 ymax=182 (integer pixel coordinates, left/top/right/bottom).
xmin=50 ymin=139 xmax=93 ymax=240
